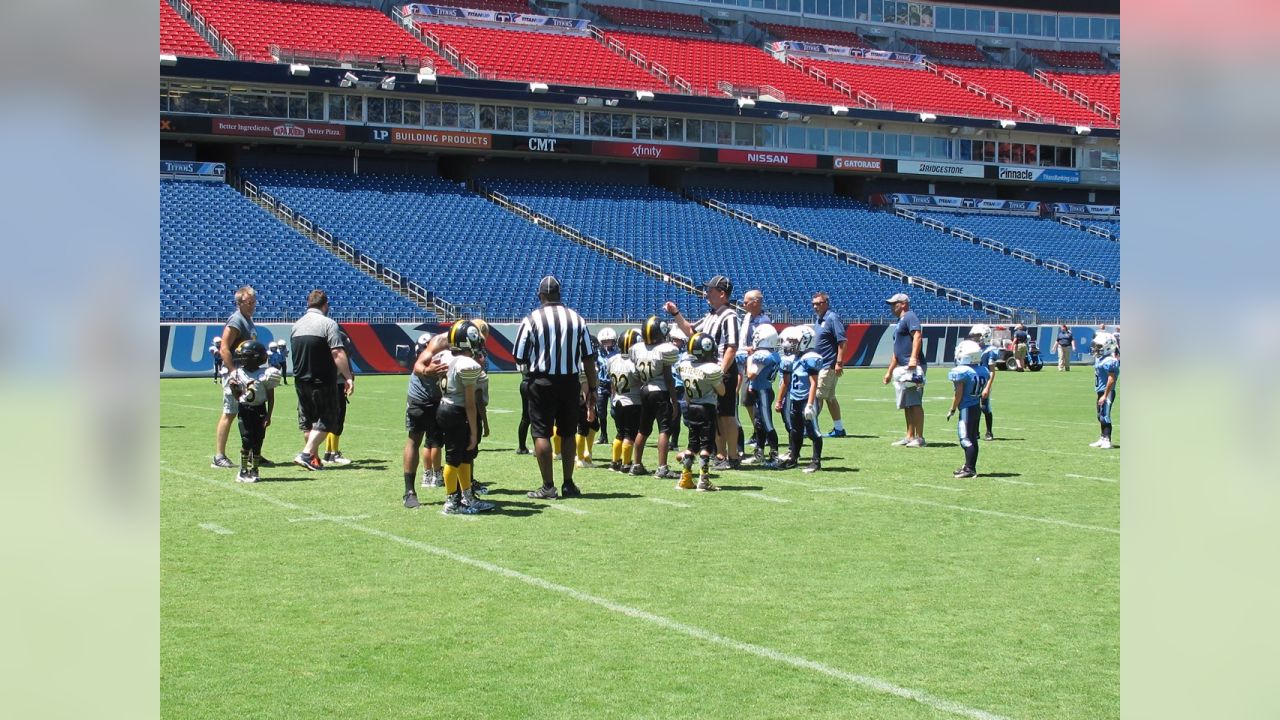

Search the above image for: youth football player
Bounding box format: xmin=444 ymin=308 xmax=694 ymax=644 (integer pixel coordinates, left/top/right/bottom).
xmin=946 ymin=340 xmax=990 ymax=478
xmin=675 ymin=332 xmax=725 ymax=491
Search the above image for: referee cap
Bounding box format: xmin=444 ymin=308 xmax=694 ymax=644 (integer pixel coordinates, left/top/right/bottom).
xmin=538 ymin=275 xmax=561 ymax=299
xmin=705 ymin=275 xmax=733 ymax=294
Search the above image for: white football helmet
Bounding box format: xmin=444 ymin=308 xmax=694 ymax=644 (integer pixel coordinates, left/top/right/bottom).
xmin=597 ymin=327 xmax=617 ymax=346
xmin=778 ymin=326 xmax=801 ymax=355
xmin=1092 ymin=332 xmax=1117 ymax=357
xmin=955 ymin=340 xmax=983 ymax=366
xmin=754 ymin=324 xmax=779 ymax=350
xmin=794 ymin=325 xmax=816 ymax=353
xmin=967 ymin=324 xmax=991 ymax=344
xmin=668 ymin=326 xmax=687 ymax=344
xmin=892 ymin=365 xmax=924 ymax=389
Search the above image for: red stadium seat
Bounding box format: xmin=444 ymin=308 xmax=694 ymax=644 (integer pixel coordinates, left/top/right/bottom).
xmin=903 ymin=38 xmax=987 ymax=64
xmin=585 ymin=3 xmax=713 ymax=35
xmin=941 ymin=65 xmax=1116 ymax=127
xmin=750 ymin=21 xmax=871 ymax=49
xmin=183 ymin=0 xmax=459 ymax=73
xmin=161 ymin=0 xmax=219 ymax=58
xmin=1024 ymin=48 xmax=1107 ymax=71
xmin=800 ymin=58 xmax=1016 ymax=120
xmin=1044 ymin=72 xmax=1119 ymax=116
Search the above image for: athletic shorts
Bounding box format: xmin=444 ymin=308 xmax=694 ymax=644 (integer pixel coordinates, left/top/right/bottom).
xmin=221 ymin=384 xmax=239 ymax=415
xmin=296 ymin=381 xmax=342 ymax=434
xmin=527 ymin=375 xmax=581 ymax=441
xmin=716 ymin=367 xmax=740 ymax=418
xmin=405 ymin=400 xmax=442 ymax=447
xmin=684 ymin=403 xmax=717 ymax=455
xmin=612 ymin=403 xmax=642 ymax=442
xmin=894 ymin=369 xmax=926 ymax=410
xmin=436 ymin=402 xmax=478 ymax=467
xmin=639 ymin=390 xmax=675 ymax=437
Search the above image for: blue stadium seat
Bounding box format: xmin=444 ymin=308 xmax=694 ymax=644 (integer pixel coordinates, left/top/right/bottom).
xmin=916 ymin=212 xmax=1120 ymax=282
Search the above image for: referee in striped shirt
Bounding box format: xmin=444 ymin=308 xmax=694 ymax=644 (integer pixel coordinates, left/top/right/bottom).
xmin=517 ymin=276 xmax=598 ymax=499
xmin=664 ymin=275 xmax=742 ymax=470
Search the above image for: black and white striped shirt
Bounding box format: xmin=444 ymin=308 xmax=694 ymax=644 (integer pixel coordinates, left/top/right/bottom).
xmin=514 ymin=303 xmax=596 ymax=377
xmin=694 ymin=305 xmax=742 ymax=358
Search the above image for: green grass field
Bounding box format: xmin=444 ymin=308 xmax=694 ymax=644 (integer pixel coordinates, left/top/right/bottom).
xmin=161 ymin=367 xmax=1118 ymax=720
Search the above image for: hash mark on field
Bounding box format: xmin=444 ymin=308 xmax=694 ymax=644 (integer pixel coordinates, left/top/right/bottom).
xmin=1065 ymin=473 xmax=1118 ymax=483
xmin=992 ymin=479 xmax=1034 ymax=486
xmin=810 ymin=486 xmax=867 ymax=493
xmin=199 ymin=523 xmax=233 ymax=535
xmin=648 ymin=497 xmax=691 ymax=508
xmin=164 ymin=466 xmax=1013 ymax=720
xmin=742 ymin=492 xmax=790 ymax=504
xmin=913 ymin=483 xmax=964 ymax=492
xmin=287 ymin=514 xmax=371 ymax=522
xmin=547 ymin=503 xmax=588 ymax=516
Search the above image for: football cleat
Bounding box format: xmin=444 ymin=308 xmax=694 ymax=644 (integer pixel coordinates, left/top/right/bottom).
xmin=211 ymin=454 xmax=235 ymax=469
xmin=293 ymin=453 xmax=323 ymax=471
xmin=403 ymin=492 xmax=421 ymax=509
xmin=527 ymin=485 xmax=559 ymax=500
xmin=629 ymin=463 xmax=649 ymax=476
xmin=953 ymin=467 xmax=976 ymax=479
xmin=803 ymin=461 xmax=821 ymax=474
xmin=696 ymin=477 xmax=720 ymax=492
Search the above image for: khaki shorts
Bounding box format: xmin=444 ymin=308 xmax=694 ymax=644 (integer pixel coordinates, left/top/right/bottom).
xmin=221 ymin=384 xmax=239 ymax=415
xmin=1014 ymin=343 xmax=1028 ymax=359
xmin=816 ymin=367 xmax=841 ymax=402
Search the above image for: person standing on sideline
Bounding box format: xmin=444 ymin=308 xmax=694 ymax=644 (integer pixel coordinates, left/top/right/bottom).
xmin=322 ymin=328 xmax=354 ymax=466
xmin=1090 ymin=332 xmax=1120 ymax=449
xmin=594 ymin=327 xmax=618 ymax=446
xmin=664 ymin=275 xmax=742 ymax=470
xmin=401 ymin=333 xmax=448 ymax=508
xmin=1012 ymin=323 xmax=1030 ymax=371
xmin=289 ymin=290 xmax=354 ymax=471
xmin=811 ymin=291 xmax=848 ymax=437
xmin=737 ymin=289 xmax=772 ymax=451
xmin=212 ymin=286 xmax=256 ymax=469
xmin=1056 ymin=324 xmax=1077 ymax=371
xmin=883 ymin=293 xmax=926 ymax=447
xmin=516 ymin=276 xmax=598 ymax=500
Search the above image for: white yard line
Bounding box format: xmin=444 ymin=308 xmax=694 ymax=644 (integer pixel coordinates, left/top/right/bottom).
xmin=546 ymin=503 xmax=588 ymax=516
xmin=737 ymin=471 xmax=1118 ymax=535
xmin=913 ymin=483 xmax=965 ymax=492
xmin=198 ymin=522 xmax=233 ymax=535
xmin=1065 ymin=473 xmax=1118 ymax=484
xmin=162 ymin=466 xmax=1012 ymax=720
xmin=287 ymin=514 xmax=371 ymax=523
xmin=992 ymin=479 xmax=1034 ymax=486
xmin=810 ymin=486 xmax=868 ymax=493
xmin=741 ymin=492 xmax=790 ymax=504
xmin=648 ymin=497 xmax=692 ymax=508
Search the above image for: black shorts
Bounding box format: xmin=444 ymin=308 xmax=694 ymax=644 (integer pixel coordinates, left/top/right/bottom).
xmin=576 ymin=395 xmax=599 ymax=436
xmin=684 ymin=403 xmax=717 ymax=455
xmin=612 ymin=403 xmax=642 ymax=441
xmin=296 ymin=381 xmax=342 ymax=434
xmin=528 ymin=375 xmax=582 ymax=441
xmin=405 ymin=400 xmax=442 ymax=448
xmin=333 ymin=384 xmax=348 ymax=435
xmin=639 ymin=390 xmax=675 ymax=437
xmin=717 ymin=367 xmax=740 ymax=418
xmin=435 ymin=403 xmax=477 ymax=467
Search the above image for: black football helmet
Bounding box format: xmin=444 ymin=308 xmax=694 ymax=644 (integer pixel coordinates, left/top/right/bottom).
xmin=641 ymin=315 xmax=670 ymax=346
xmin=234 ymin=340 xmax=268 ymax=371
xmin=688 ymin=332 xmax=717 ymax=362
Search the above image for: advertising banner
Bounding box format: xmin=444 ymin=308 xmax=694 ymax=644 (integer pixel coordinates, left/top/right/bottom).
xmin=718 ymin=149 xmax=818 ymax=168
xmin=212 ymin=118 xmax=346 ymax=141
xmin=402 ymin=4 xmax=588 ymax=29
xmin=370 ymin=127 xmax=493 ymax=149
xmin=162 ymin=322 xmax=1108 ymax=377
xmin=776 ymin=41 xmax=923 ymax=64
xmin=898 ymin=160 xmax=984 ymax=178
xmin=1054 ymin=203 xmax=1118 ymax=217
xmin=832 ymin=156 xmax=882 ymax=172
xmin=161 ymin=160 xmax=225 ymax=180
xmin=892 ymin=195 xmax=1040 ymax=213
xmin=997 ymin=166 xmax=1081 ymax=184
xmin=593 ymin=141 xmax=700 ymax=161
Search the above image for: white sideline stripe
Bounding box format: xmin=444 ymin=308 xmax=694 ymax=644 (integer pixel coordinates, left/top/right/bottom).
xmin=199 ymin=522 xmax=233 ymax=535
xmin=914 ymin=483 xmax=965 ymax=492
xmin=288 ymin=514 xmax=371 ymax=522
xmin=1022 ymin=446 xmax=1118 ymax=460
xmin=546 ymin=503 xmax=588 ymax=516
xmin=1065 ymin=473 xmax=1118 ymax=484
xmin=992 ymin=479 xmax=1034 ymax=486
xmin=648 ymin=497 xmax=692 ymax=508
xmin=162 ymin=466 xmax=1012 ymax=720
xmin=810 ymin=486 xmax=867 ymax=493
xmin=741 ymin=472 xmax=1118 ymax=534
xmin=742 ymin=492 xmax=790 ymax=504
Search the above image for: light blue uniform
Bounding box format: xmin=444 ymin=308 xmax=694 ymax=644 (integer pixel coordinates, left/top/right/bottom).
xmin=1094 ymin=355 xmax=1119 ymax=424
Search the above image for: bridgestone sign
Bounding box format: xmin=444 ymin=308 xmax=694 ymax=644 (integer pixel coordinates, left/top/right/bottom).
xmin=898 ymin=160 xmax=984 ymax=178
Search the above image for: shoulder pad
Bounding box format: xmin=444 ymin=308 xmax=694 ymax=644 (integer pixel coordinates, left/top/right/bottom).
xmin=700 ymin=365 xmax=723 ymax=385
xmin=456 ymin=357 xmax=482 ymax=384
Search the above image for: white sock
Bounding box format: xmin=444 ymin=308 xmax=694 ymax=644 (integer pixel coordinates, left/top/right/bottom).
xmin=833 ymin=420 xmax=845 ymax=431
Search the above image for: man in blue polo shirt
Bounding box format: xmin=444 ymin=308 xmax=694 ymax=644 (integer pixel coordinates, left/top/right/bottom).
xmin=882 ymin=292 xmax=926 ymax=447
xmin=811 ymin=291 xmax=848 ymax=437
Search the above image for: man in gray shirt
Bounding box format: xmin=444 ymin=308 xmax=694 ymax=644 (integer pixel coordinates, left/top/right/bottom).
xmin=212 ymin=286 xmax=256 ymax=469
xmin=290 ymin=290 xmax=354 ymax=471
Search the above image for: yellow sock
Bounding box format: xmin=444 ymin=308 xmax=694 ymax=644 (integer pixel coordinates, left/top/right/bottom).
xmin=586 ymin=430 xmax=597 ymax=457
xmin=552 ymin=433 xmax=562 ymax=456
xmin=326 ymin=434 xmax=337 ymax=453
xmin=612 ymin=439 xmax=623 ymax=463
xmin=575 ymin=435 xmax=586 ymax=461
xmin=622 ymin=441 xmax=634 ymax=465
xmin=443 ymin=465 xmax=460 ymax=494
xmin=458 ymin=464 xmax=472 ymax=492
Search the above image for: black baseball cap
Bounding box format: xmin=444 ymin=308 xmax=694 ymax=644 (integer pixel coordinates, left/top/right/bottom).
xmin=538 ymin=275 xmax=561 ymax=299
xmin=705 ymin=275 xmax=733 ymax=294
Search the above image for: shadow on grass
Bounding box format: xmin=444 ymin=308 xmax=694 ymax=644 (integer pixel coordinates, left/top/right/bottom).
xmin=986 ymin=437 xmax=1026 ymax=442
xmin=252 ymin=476 xmax=314 ymax=483
xmin=160 ymin=425 xmax=186 ymax=429
xmin=343 ymin=460 xmax=388 ymax=470
xmin=815 ymin=466 xmax=860 ymax=473
xmin=981 ymin=472 xmax=1022 ymax=478
xmin=924 ymin=442 xmax=958 ymax=448
xmin=577 ymin=491 xmax=644 ymax=500
xmin=712 ymin=485 xmax=764 ymax=492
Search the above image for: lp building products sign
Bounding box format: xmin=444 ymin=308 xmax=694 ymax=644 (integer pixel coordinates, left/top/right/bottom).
xmin=898 ymin=160 xmax=984 ymax=178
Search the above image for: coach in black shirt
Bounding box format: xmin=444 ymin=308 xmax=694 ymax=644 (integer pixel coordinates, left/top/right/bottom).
xmin=517 ymin=276 xmax=598 ymax=500
xmin=290 ymin=290 xmax=354 ymax=471
xmin=665 ymin=275 xmax=742 ymax=469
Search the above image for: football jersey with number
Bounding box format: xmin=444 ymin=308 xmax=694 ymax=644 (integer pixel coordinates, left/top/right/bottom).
xmin=787 ymin=351 xmax=824 ymax=402
xmin=947 ymin=364 xmax=990 ymax=409
xmin=438 ymin=351 xmax=483 ymax=407
xmin=607 ymin=354 xmax=644 ymax=407
xmin=1094 ymin=355 xmax=1119 ymax=394
xmin=678 ymin=359 xmax=723 ymax=406
xmin=226 ymin=366 xmax=282 ymax=407
xmin=630 ymin=341 xmax=679 ymax=393
xmin=747 ymin=349 xmax=780 ymax=393
xmin=979 ymin=345 xmax=1002 ymax=371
